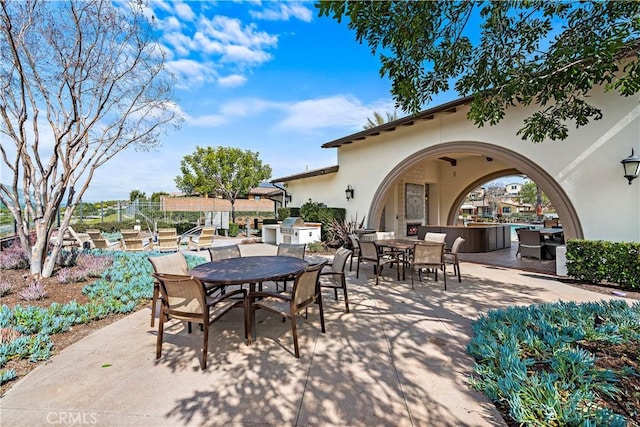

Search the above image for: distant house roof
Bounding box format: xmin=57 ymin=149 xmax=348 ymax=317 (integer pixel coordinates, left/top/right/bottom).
xmin=248 ymin=186 xmax=277 ymax=196
xmin=321 ymin=96 xmax=473 ymax=149
xmin=271 ymin=165 xmax=339 ymax=183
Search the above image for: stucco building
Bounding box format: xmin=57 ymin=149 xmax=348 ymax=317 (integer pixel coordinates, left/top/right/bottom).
xmin=272 ymin=87 xmax=640 ymax=243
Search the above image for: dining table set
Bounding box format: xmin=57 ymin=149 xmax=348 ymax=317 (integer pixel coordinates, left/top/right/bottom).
xmin=188 ymin=255 xmax=309 ymax=341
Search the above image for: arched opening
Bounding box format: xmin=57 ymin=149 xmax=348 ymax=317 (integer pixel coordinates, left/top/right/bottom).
xmin=367 ymin=141 xmax=583 ymax=240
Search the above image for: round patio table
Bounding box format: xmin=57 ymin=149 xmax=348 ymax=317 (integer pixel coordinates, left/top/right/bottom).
xmin=189 ymin=256 xmax=308 ymax=341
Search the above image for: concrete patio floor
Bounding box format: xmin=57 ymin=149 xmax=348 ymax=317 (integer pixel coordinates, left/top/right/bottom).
xmin=0 ymin=243 xmax=628 ymax=426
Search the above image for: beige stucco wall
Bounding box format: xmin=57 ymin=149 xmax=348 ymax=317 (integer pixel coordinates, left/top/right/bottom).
xmin=282 ymin=87 xmax=640 ymax=242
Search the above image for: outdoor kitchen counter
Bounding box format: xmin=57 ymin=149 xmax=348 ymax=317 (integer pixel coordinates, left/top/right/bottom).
xmin=417 ymin=225 xmax=511 ymax=253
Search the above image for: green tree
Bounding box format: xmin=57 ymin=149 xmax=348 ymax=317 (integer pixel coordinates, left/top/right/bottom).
xmin=0 ymin=0 xmax=180 ymax=278
xmin=317 ymin=1 xmax=640 ymax=142
xmin=175 ymin=146 xmax=272 ymax=221
xmin=363 ymin=110 xmax=398 ymax=129
xmin=150 ymin=192 xmax=169 ymax=203
xmin=518 ymin=182 xmax=549 ymax=206
xmin=129 ymin=190 xmax=147 ymax=202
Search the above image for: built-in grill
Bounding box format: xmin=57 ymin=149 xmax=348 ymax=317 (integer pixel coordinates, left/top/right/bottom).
xmin=280 ymin=217 xmax=305 ymax=235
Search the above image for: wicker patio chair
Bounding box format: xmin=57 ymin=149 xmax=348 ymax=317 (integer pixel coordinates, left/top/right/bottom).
xmin=517 ymin=229 xmax=544 ymax=261
xmin=410 ymin=242 xmax=446 ymax=290
xmin=319 ymin=247 xmax=353 ymax=313
xmin=424 ymin=232 xmax=447 ymax=244
xmin=250 ymin=262 xmax=326 ymax=358
xmin=153 ymin=273 xmax=248 ymax=370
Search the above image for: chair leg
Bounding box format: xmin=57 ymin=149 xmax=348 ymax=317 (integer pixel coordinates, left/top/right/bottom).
xmin=456 ymin=262 xmax=461 ymax=283
xmin=349 ymin=254 xmax=353 ymax=271
xmin=411 ymin=267 xmax=415 ymax=289
xmin=290 ymin=316 xmax=300 ymax=358
xmin=150 ymin=283 xmax=159 ymax=327
xmin=443 ymin=264 xmax=447 ymax=291
xmin=342 ymin=278 xmax=350 ymax=313
xmin=356 ymin=258 xmax=361 ymax=278
xmin=201 ymin=319 xmax=209 ymax=370
xmin=318 ymin=292 xmax=326 ymax=333
xmin=156 ymin=310 xmax=165 ymax=361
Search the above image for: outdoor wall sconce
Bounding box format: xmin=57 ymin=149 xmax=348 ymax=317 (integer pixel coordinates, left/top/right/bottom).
xmin=345 ymin=185 xmax=354 ymax=201
xmin=621 ymin=148 xmax=640 ymax=185
xmin=285 ymin=193 xmax=292 ymax=203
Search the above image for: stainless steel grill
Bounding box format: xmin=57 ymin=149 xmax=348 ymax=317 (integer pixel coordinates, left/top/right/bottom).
xmin=280 ymin=217 xmax=305 ymax=235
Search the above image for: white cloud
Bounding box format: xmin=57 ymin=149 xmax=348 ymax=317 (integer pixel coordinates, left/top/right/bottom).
xmin=164 ymin=59 xmax=217 ymax=88
xmin=217 ymin=74 xmax=247 ymax=88
xmin=250 ymin=2 xmax=313 ymax=22
xmin=173 ymin=1 xmax=195 ymax=21
xmin=162 ymin=31 xmax=194 ymax=57
xmin=275 ymin=96 xmax=395 ymax=132
xmin=221 ymin=44 xmax=272 ymax=65
xmin=197 ymin=15 xmax=278 ymax=48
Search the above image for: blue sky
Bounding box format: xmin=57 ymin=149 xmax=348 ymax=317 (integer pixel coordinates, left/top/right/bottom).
xmin=84 ymin=0 xmax=461 ymax=202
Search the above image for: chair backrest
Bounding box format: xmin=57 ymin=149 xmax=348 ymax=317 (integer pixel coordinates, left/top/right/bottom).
xmin=450 ymin=237 xmax=466 ymax=254
xmin=277 ymin=243 xmax=306 ymax=259
xmin=519 ymin=230 xmax=542 ymax=246
xmin=375 ymin=231 xmax=395 ymax=240
xmin=199 ymin=227 xmax=215 ymax=238
xmin=121 ymin=230 xmax=141 ymax=240
xmin=424 ymin=232 xmax=447 ymax=243
xmin=158 ymin=227 xmax=177 ymax=234
xmin=292 ymin=262 xmax=326 ymax=309
xmin=413 ymin=242 xmax=444 ymax=265
xmin=358 ymin=240 xmax=379 ymax=259
xmin=148 ymin=252 xmax=189 ymax=275
xmin=348 ymin=234 xmax=360 ymax=252
xmin=92 ymin=238 xmax=111 ymax=249
xmin=157 ymin=236 xmax=178 ymax=252
xmin=153 ymin=273 xmax=206 ymax=319
xmin=208 ymin=244 xmax=241 ymax=262
xmin=123 ymin=239 xmax=148 ymax=252
xmin=331 ymin=247 xmax=353 ymax=273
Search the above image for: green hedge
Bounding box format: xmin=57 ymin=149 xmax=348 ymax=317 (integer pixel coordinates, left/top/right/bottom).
xmin=566 ymin=239 xmax=640 ymax=289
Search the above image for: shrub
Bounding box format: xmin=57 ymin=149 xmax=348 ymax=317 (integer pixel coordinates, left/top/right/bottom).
xmin=0 ymin=328 xmax=21 ymax=344
xmin=566 ymin=240 xmax=640 ymax=289
xmin=19 ymin=280 xmax=48 ymax=301
xmin=0 ymin=243 xmax=29 ymax=270
xmin=228 ymin=223 xmax=239 ymax=237
xmin=56 ymin=248 xmax=79 ymax=268
xmin=57 ymin=267 xmax=87 ymax=284
xmin=76 ymin=253 xmax=113 ymax=277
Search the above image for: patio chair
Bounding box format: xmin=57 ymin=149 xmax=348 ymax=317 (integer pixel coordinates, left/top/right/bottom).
xmin=156 ymin=236 xmax=179 ymax=252
xmin=444 ymin=237 xmax=465 ymax=283
xmin=87 ymin=231 xmax=122 ymax=250
xmin=148 ymin=252 xmax=189 ymax=327
xmin=348 ymin=234 xmax=360 ymax=271
xmin=319 ymin=247 xmax=352 ymax=313
xmin=356 ymin=240 xmax=397 ymax=286
xmin=517 ymin=229 xmax=544 ymax=261
xmin=208 ymin=244 xmax=241 ymax=262
xmin=424 ymin=232 xmax=447 ymax=244
xmin=375 ymin=231 xmax=395 ymax=240
xmin=153 ymin=273 xmax=248 ymax=370
xmin=250 ymin=262 xmax=326 ymax=358
xmin=187 ymin=227 xmax=216 ymax=251
xmin=410 ymin=242 xmax=446 ymax=290
xmin=276 ymin=243 xmax=306 ymax=291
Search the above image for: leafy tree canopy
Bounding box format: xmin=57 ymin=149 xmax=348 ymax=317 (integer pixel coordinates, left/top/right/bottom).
xmin=317 ymin=1 xmax=640 ymax=142
xmin=518 ymin=181 xmax=549 ymax=206
xmin=175 ymin=146 xmax=272 ymax=220
xmin=129 ymin=190 xmax=147 ymax=202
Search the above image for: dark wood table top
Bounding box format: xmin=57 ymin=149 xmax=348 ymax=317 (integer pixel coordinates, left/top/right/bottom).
xmin=189 ymin=255 xmax=308 ymax=285
xmin=375 ymin=238 xmax=421 ymax=251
